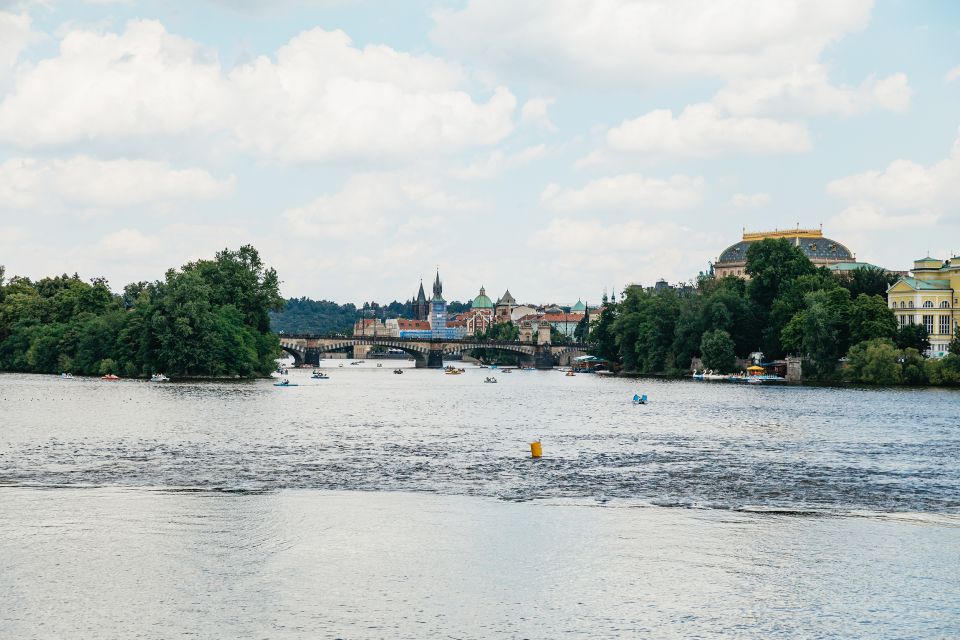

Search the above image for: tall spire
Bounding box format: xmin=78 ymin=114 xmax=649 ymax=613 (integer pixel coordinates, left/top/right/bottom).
xmin=416 ymin=280 xmax=426 ymax=303
xmin=432 ymin=270 xmax=443 ymax=301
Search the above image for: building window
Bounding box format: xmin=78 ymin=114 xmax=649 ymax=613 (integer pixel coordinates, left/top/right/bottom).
xmin=909 ymin=301 xmax=914 ymax=308
xmin=923 ymin=301 xmax=934 ymax=308
xmin=924 ymin=315 xmax=934 ymax=334
xmin=940 ymin=315 xmax=950 ymax=335
xmin=940 ymin=301 xmax=950 ymax=309
xmin=900 ymin=301 xmax=906 ymax=308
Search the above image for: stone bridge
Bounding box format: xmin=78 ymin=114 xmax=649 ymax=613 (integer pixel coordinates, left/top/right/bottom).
xmin=278 ymin=335 xmax=588 ymax=369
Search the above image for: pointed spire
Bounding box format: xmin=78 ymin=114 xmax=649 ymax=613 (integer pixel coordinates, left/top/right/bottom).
xmin=432 ymin=270 xmax=442 ymax=299
xmin=416 ymin=280 xmax=426 ymax=303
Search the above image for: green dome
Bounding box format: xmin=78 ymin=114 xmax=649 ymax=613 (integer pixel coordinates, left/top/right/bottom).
xmin=571 ymin=299 xmax=586 ymax=312
xmin=472 ymin=286 xmax=494 ymax=309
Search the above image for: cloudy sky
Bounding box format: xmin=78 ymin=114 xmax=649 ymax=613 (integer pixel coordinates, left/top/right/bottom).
xmin=0 ymin=0 xmax=958 ymax=304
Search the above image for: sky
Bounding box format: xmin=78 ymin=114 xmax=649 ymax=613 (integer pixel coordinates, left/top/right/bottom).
xmin=0 ymin=0 xmax=958 ymax=305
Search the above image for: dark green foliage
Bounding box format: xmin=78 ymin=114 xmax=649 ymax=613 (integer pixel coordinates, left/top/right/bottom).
xmin=700 ymin=329 xmax=736 ymax=373
xmin=799 ymin=288 xmax=851 ymax=377
xmin=588 ymin=303 xmax=619 ymax=363
xmin=834 ymin=265 xmax=897 ymax=298
xmin=844 ymin=339 xmax=902 ymax=385
xmin=925 ymin=354 xmax=960 ymax=385
xmin=271 ymin=298 xmax=359 ymax=334
xmin=848 ymin=294 xmax=897 ymax=345
xmin=896 ymin=324 xmax=930 ymax=353
xmin=0 ymin=246 xmax=282 ymax=378
xmin=948 ymin=326 xmax=960 ymax=356
xmin=745 ymin=238 xmax=817 ymax=310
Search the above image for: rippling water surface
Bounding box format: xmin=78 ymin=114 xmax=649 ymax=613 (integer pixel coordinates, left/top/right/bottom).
xmin=2 ymin=364 xmax=959 ymax=638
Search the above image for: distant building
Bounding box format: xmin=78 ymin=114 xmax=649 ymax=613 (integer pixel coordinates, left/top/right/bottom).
xmin=715 ymin=227 xmax=854 ymax=279
xmin=495 ymin=289 xmax=516 ymax=323
xmin=412 ymin=281 xmax=429 ymax=321
xmin=353 ymin=318 xmax=387 ymax=336
xmin=887 ymin=256 xmax=960 ymax=356
xmin=470 ymin=286 xmax=494 ymax=310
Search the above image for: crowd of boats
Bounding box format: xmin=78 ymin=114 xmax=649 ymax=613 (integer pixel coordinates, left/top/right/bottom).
xmin=691 ymin=366 xmax=786 ymax=384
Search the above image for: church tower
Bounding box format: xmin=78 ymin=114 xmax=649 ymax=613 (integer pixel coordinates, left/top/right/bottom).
xmin=429 ymin=270 xmax=448 ymax=337
xmin=413 ymin=280 xmax=429 ymax=321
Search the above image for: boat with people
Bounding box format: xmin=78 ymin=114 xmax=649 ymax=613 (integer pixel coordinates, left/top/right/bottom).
xmin=273 ymin=379 xmax=298 ymax=387
xmin=101 ymin=374 xmax=120 ymax=381
xmin=150 ymin=373 xmax=170 ymax=382
xmin=484 ymin=377 xmax=497 ymax=383
xmin=632 ymin=394 xmax=647 ymax=405
xmin=393 ymin=369 xmax=404 ymax=374
xmin=565 ymin=370 xmax=576 ymax=377
xmin=311 ymin=370 xmax=329 ymax=379
xmin=60 ymin=372 xmax=74 ymax=380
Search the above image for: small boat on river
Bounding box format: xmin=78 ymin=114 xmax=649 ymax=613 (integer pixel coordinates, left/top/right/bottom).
xmin=150 ymin=373 xmax=170 ymax=382
xmin=311 ymin=371 xmax=329 ymax=379
xmin=484 ymin=377 xmax=497 ymax=383
xmin=60 ymin=372 xmax=74 ymax=380
xmin=273 ymin=379 xmax=298 ymax=387
xmin=101 ymin=374 xmax=120 ymax=381
xmin=393 ymin=369 xmax=404 ymax=374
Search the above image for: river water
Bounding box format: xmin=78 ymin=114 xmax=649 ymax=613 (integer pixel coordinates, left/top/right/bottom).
xmin=1 ymin=362 xmax=959 ymax=638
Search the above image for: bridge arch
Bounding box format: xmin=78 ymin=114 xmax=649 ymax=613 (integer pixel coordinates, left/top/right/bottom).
xmin=279 ymin=342 xmax=305 ymax=365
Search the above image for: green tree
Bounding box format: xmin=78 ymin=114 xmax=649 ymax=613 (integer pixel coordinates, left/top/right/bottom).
xmin=948 ymin=325 xmax=960 ymax=356
xmin=848 ymin=294 xmax=897 ymax=345
xmin=800 ymin=288 xmax=851 ymax=377
xmin=900 ymin=348 xmax=927 ymax=385
xmin=834 ymin=265 xmax=896 ymax=298
xmin=700 ymin=329 xmax=736 ymax=373
xmin=589 ymin=302 xmax=619 ymax=363
xmin=925 ymin=353 xmax=960 ymax=385
xmin=745 ymin=238 xmax=817 ymax=310
xmin=845 ymin=338 xmax=901 ymax=384
xmin=896 ymin=324 xmax=930 ymax=354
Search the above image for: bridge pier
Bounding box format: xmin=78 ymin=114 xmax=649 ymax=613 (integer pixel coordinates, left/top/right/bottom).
xmin=534 ymin=345 xmax=556 ymax=370
xmin=424 ymin=349 xmax=444 ymax=369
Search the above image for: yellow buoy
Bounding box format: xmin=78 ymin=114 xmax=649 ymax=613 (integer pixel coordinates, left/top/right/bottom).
xmin=530 ymin=441 xmax=542 ymax=458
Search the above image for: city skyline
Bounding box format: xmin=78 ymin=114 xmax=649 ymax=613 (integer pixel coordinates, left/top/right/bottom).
xmin=0 ymin=1 xmax=958 ymax=303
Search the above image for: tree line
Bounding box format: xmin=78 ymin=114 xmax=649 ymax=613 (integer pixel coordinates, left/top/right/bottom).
xmin=269 ymin=297 xmax=470 ymax=334
xmin=0 ymin=246 xmax=284 ymax=378
xmin=588 ymin=238 xmax=960 ymax=385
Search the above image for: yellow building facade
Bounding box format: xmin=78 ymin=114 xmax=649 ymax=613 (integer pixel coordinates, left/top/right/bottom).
xmin=887 ymin=257 xmax=960 ymax=356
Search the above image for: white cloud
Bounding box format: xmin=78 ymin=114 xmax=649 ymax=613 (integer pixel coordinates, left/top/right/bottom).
xmin=450 ymin=144 xmax=546 ymax=180
xmin=0 ymin=11 xmax=32 ymax=79
xmin=945 ymin=65 xmax=960 ymax=85
xmin=529 ymin=218 xmax=715 ymax=287
xmin=714 ymin=67 xmax=911 ymax=116
xmin=830 ymin=202 xmax=939 ymax=231
xmin=282 ymin=172 xmax=480 ymax=238
xmin=520 ymin=97 xmax=556 ymax=132
xmin=605 ymin=103 xmax=810 ymax=157
xmin=0 ymin=156 xmax=234 ymax=211
xmin=432 ymin=0 xmax=873 ymax=87
xmin=0 ymin=20 xmax=517 ymax=162
xmin=827 ymin=135 xmax=960 ymax=230
xmin=97 ymin=228 xmax=161 ymax=256
xmin=730 ymin=192 xmax=771 ymax=208
xmin=541 ymin=173 xmax=703 ymax=212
